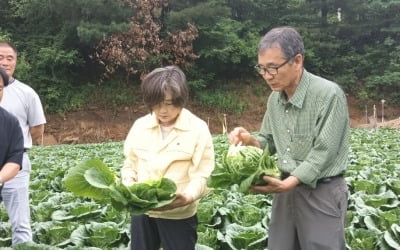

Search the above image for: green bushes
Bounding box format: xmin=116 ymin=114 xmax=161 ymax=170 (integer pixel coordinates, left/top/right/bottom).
xmin=193 ymin=89 xmax=245 ymax=114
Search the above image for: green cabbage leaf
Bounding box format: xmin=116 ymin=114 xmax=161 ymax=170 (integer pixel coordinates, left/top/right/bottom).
xmin=64 ymin=159 xmax=176 ymax=215
xmin=208 ymin=144 xmax=280 ymax=192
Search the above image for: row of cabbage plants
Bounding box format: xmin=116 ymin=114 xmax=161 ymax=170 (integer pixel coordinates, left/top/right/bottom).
xmin=0 ymin=128 xmax=398 ymax=249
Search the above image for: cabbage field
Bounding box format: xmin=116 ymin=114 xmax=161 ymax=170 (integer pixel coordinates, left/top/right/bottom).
xmin=0 ymin=128 xmax=399 ymax=250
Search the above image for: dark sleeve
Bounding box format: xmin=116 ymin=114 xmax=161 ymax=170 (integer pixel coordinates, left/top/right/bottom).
xmin=6 ymin=118 xmax=24 ymax=170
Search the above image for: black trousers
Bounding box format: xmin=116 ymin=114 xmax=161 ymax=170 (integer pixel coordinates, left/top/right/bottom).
xmin=131 ymin=214 xmax=198 ymax=250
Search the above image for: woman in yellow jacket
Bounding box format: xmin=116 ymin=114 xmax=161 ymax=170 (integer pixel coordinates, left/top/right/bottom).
xmin=121 ymin=65 xmax=215 ymax=250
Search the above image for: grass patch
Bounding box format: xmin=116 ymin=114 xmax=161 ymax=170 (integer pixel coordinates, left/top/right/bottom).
xmin=193 ymin=89 xmax=246 ymax=114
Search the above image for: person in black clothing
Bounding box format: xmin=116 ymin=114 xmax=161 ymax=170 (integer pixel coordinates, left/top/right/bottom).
xmin=0 ymin=67 xmax=23 ymax=200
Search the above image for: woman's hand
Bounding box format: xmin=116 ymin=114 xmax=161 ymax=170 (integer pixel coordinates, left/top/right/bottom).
xmin=121 ymin=170 xmax=137 ymax=186
xmin=153 ymin=193 xmax=194 ymax=211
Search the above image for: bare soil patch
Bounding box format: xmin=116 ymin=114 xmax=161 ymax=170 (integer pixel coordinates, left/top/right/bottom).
xmin=43 ymin=94 xmax=400 ymax=145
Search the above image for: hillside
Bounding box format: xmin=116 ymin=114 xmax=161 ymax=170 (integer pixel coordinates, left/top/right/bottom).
xmin=43 ymin=93 xmax=400 ymax=145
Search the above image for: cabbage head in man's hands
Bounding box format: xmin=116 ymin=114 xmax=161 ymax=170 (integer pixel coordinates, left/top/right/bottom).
xmin=208 ymin=144 xmax=280 ymax=192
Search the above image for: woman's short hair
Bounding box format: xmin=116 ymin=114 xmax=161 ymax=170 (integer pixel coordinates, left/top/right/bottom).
xmin=141 ymin=65 xmax=189 ymax=110
xmin=0 ymin=68 xmax=9 ymax=87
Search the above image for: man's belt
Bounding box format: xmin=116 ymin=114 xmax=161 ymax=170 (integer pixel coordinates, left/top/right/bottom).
xmin=280 ymin=172 xmax=344 ymax=184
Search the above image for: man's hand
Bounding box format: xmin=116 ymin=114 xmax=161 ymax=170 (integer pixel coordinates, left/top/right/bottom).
xmin=229 ymin=127 xmax=260 ymax=147
xmin=153 ymin=193 xmax=194 ymax=211
xmin=251 ymin=175 xmax=301 ymax=193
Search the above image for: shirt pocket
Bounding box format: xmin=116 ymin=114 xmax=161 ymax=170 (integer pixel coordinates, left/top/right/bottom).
xmin=290 ymin=134 xmax=313 ymax=160
xmin=166 ymin=142 xmax=193 ymax=161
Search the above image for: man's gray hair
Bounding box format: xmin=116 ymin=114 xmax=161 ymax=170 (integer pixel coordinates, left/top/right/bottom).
xmin=258 ymin=26 xmax=305 ymax=60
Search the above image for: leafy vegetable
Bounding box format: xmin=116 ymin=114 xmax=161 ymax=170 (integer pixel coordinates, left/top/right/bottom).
xmin=345 ymin=228 xmax=377 ymax=250
xmin=197 ymin=189 xmax=227 ymax=225
xmin=64 ymin=159 xmax=115 ymax=200
xmin=227 ymin=203 xmax=266 ymax=227
xmin=224 ymin=223 xmax=267 ymax=250
xmin=0 ymin=129 xmax=397 ymax=249
xmin=383 ymin=224 xmax=400 ymax=249
xmin=64 ymin=159 xmax=177 ymax=215
xmin=86 ymin=222 xmax=121 ymax=248
xmin=110 ymin=178 xmax=177 ymax=215
xmin=197 ymin=225 xmax=220 ymax=249
xmin=208 ymin=144 xmax=280 ymax=192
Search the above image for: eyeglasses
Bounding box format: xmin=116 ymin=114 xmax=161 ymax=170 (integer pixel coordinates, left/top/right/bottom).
xmin=254 ymin=56 xmax=293 ymax=76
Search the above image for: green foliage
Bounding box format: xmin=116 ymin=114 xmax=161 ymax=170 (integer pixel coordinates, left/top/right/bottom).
xmin=1 ymin=0 xmax=400 ymax=113
xmin=0 ymin=31 xmax=11 ymax=41
xmin=227 ymin=203 xmax=265 ymax=227
xmin=86 ymin=222 xmax=121 ymax=248
xmin=198 ymin=18 xmax=258 ymax=63
xmin=168 ymin=0 xmax=263 ymax=79
xmin=194 ymin=89 xmax=245 ymax=114
xmin=187 ymin=68 xmax=215 ymax=92
xmin=0 ymin=129 xmax=398 ymax=248
xmin=64 ymin=159 xmax=116 ymax=200
xmin=197 ymin=226 xmax=219 ymax=249
xmin=346 ymin=228 xmax=377 ymax=250
xmin=64 ymin=158 xmax=177 ymax=215
xmin=208 ymin=144 xmax=280 ymax=193
xmin=31 ymin=80 xmax=137 ymax=114
xmin=1 ymin=0 xmax=132 ymax=113
xmin=363 ymin=72 xmax=400 ymax=104
xmin=224 ymin=223 xmax=268 ymax=250
xmin=93 ymin=81 xmax=138 ymax=108
xmin=167 ymin=0 xmax=232 ymax=30
xmin=33 ymin=81 xmax=86 ymax=115
xmin=77 ymin=21 xmax=131 ymax=47
xmin=195 ymin=18 xmax=261 ymax=78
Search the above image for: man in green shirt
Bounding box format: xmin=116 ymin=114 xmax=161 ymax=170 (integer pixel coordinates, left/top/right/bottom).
xmin=229 ymin=26 xmax=349 ymax=249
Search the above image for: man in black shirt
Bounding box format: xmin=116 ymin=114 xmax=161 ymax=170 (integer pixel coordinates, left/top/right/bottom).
xmin=0 ymin=67 xmax=23 ymax=200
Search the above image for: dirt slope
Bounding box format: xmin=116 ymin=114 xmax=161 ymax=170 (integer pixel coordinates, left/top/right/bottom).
xmin=43 ymin=95 xmax=400 ymax=145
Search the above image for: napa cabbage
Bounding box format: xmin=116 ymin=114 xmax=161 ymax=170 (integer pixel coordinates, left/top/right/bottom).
xmin=208 ymin=144 xmax=280 ymax=192
xmin=197 ymin=225 xmax=221 ymax=250
xmin=224 ymin=223 xmax=267 ymax=250
xmin=226 ymin=203 xmax=266 ymax=227
xmin=64 ymin=159 xmax=176 ymax=215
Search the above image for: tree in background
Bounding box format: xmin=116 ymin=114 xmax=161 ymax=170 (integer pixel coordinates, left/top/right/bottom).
xmin=1 ymin=0 xmax=399 ymax=113
xmin=0 ymin=0 xmax=132 ymax=113
xmin=166 ymin=0 xmax=291 ymax=84
xmin=275 ymin=0 xmax=400 ymax=105
xmin=94 ymin=0 xmax=198 ymax=82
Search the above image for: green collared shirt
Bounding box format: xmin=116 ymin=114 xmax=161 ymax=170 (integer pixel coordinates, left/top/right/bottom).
xmin=258 ymin=69 xmax=350 ymax=188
